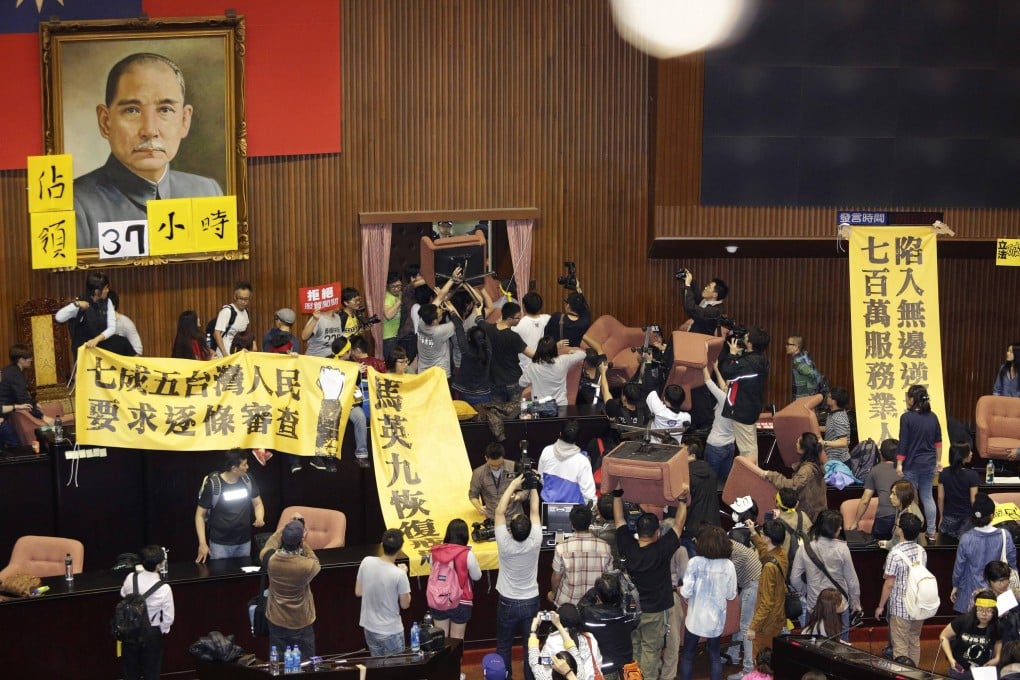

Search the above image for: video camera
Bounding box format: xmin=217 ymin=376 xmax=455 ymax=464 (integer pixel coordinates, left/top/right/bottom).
xmin=557 ymin=261 xmax=578 ymax=291
xmin=718 ymin=316 xmax=747 ymax=344
xmin=516 ymin=440 xmax=542 ymax=491
xmin=471 ymin=518 xmax=496 ymax=543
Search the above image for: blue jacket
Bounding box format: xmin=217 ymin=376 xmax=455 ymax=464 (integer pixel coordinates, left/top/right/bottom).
xmin=953 ymin=527 xmax=1017 ymax=613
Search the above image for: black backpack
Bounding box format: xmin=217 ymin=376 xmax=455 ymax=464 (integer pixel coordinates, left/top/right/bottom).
xmin=847 ymin=438 xmax=879 ymax=481
xmin=111 ymin=572 xmax=166 ymax=641
xmin=206 ymin=305 xmax=238 ymax=351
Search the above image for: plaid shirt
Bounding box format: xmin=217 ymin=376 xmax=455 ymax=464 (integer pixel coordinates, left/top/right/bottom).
xmin=884 ymin=540 xmax=926 ymax=620
xmin=551 ymin=532 xmax=613 ymax=606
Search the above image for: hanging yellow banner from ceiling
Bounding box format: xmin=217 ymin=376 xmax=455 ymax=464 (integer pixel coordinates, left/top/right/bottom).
xmin=366 ymin=366 xmax=499 ymax=576
xmin=848 ymin=226 xmax=949 ymax=461
xmin=73 ymin=346 xmax=359 ymax=457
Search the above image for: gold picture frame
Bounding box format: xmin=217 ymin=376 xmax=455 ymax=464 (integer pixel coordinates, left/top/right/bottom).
xmin=40 ymin=15 xmax=248 ymax=268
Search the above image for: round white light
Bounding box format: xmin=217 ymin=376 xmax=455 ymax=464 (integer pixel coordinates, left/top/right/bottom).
xmin=609 ymin=0 xmax=758 ymax=59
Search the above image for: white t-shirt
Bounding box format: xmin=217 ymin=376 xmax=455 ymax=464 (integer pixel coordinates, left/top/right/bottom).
xmin=513 ymin=314 xmax=551 ymax=370
xmin=495 ymin=523 xmax=543 ymax=600
xmin=214 ymin=304 xmax=250 ymax=357
xmin=357 ymin=556 xmax=410 ymax=635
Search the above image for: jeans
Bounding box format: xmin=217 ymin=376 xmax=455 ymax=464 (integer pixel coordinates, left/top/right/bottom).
xmin=269 ymin=621 xmax=315 ymax=660
xmin=349 ymin=406 xmax=368 ymax=456
xmin=729 ymin=582 xmax=758 ymax=674
xmin=208 ymin=540 xmax=250 ymax=560
xmin=496 ymin=594 xmax=540 ymax=680
xmin=903 ymin=467 xmax=937 ymax=535
xmin=364 ymin=629 xmax=405 ymax=657
xmin=681 ymin=627 xmax=721 ymax=680
xmin=705 ymin=442 xmax=735 ymax=480
xmin=940 ymin=514 xmax=971 ymax=539
xmin=457 ymin=391 xmax=493 ymax=406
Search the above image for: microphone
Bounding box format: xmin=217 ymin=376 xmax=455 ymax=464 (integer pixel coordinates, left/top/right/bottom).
xmin=811 ymin=613 xmax=865 ymax=650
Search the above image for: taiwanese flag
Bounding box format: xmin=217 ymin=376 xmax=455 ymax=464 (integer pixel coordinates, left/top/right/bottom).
xmin=0 ymin=0 xmax=340 ymax=169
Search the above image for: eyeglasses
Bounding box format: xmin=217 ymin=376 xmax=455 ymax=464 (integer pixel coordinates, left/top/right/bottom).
xmin=235 ymin=295 xmax=251 ymax=302
xmin=395 ymin=358 xmax=409 ymax=364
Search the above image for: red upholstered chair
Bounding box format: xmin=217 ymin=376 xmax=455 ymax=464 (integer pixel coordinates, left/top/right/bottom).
xmin=976 ymin=396 xmax=1020 ymax=460
xmin=840 ymin=497 xmax=878 ymax=534
xmin=9 ymin=401 xmax=73 ymax=448
xmin=664 ymin=331 xmax=726 ymax=410
xmin=600 ymin=441 xmax=689 ymax=506
xmin=0 ymin=535 xmax=84 ymax=581
xmin=581 ymin=315 xmax=646 ymax=388
xmin=276 ymin=506 xmax=347 ymax=550
xmin=722 ymin=456 xmax=777 ymax=523
xmin=772 ymin=394 xmax=823 ymax=469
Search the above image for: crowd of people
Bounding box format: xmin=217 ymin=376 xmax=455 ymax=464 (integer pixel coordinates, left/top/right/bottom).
xmin=31 ymin=267 xmax=1020 ymax=680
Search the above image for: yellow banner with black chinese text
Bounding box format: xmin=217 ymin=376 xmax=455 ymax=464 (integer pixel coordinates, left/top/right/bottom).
xmin=73 ymin=347 xmax=359 ymax=456
xmin=848 ymin=227 xmax=949 ymax=463
xmin=367 ymin=366 xmax=499 ymax=576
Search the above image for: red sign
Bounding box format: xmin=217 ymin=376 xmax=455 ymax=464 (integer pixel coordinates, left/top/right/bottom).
xmin=299 ymin=282 xmax=342 ymax=313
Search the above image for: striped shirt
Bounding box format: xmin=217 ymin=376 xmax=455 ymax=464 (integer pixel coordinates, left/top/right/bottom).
xmin=731 ymin=539 xmax=763 ymax=588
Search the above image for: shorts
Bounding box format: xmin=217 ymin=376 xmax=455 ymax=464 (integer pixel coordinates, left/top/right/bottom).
xmin=429 ymin=602 xmax=473 ymax=624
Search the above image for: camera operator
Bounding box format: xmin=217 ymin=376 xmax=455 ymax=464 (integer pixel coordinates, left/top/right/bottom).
xmin=494 ymin=473 xmax=543 ymax=680
xmin=718 ymin=327 xmax=770 ymax=461
xmin=576 ymin=349 xmax=612 ymax=406
xmin=678 ymin=270 xmax=728 ymax=336
xmin=545 ymin=271 xmax=603 ymax=354
xmin=469 ymin=443 xmax=525 ymax=522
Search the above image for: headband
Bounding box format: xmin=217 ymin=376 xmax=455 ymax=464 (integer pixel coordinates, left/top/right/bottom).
xmin=499 ymin=281 xmax=514 ymax=303
xmin=775 ymin=492 xmax=792 ymax=511
xmin=975 ymin=597 xmax=998 ymax=609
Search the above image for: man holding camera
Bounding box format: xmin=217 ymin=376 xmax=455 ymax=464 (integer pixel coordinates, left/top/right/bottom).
xmin=260 ymin=516 xmax=321 ymax=660
xmin=469 ymin=443 xmax=524 ymax=521
xmin=680 ymin=271 xmax=728 ymax=336
xmin=494 ymin=473 xmax=543 ymax=680
xmin=613 ymin=485 xmax=687 ymax=680
xmin=718 ymin=327 xmax=770 ymax=461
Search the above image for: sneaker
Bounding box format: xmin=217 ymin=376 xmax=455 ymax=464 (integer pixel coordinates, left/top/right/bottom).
xmin=326 ymin=458 xmax=338 ymax=473
xmin=290 ymin=458 xmax=302 ymax=473
xmin=356 ymin=455 xmax=370 ymax=469
xmin=309 ymin=456 xmax=328 ymax=471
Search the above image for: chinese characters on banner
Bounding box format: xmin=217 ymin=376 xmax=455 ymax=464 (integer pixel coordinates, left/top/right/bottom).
xmin=145 ymin=195 xmax=238 ymax=256
xmin=848 ymin=227 xmax=949 ymax=461
xmin=996 ymin=239 xmax=1020 ymax=267
xmin=299 ymin=282 xmax=342 ymax=313
xmin=27 ymin=154 xmax=76 ymax=267
xmin=73 ymin=347 xmax=359 ymax=456
xmin=367 ymin=366 xmax=499 ymax=576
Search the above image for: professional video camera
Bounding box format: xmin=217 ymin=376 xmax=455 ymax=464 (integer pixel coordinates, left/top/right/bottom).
xmin=557 ymin=261 xmax=578 ymax=291
xmin=471 ymin=518 xmax=496 ymax=543
xmin=718 ymin=316 xmax=747 ymax=344
xmin=610 ymin=558 xmax=642 ymax=621
xmin=630 ymin=325 xmax=662 ymax=353
xmin=516 ymin=439 xmax=542 ymax=491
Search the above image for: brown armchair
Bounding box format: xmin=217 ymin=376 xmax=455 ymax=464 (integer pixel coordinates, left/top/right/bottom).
xmin=772 ymin=394 xmax=823 ymax=469
xmin=276 ymin=506 xmax=347 ymax=549
xmin=976 ymin=395 xmax=1020 ymax=460
xmin=581 ymin=315 xmax=646 ymax=388
xmin=664 ymin=331 xmax=726 ymax=410
xmin=0 ymin=535 xmax=84 ymax=581
xmin=840 ymin=497 xmax=878 ymax=534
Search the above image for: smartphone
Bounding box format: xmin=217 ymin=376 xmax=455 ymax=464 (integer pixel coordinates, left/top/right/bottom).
xmin=539 ymin=655 xmax=552 ymax=666
xmin=539 ymin=611 xmax=553 ymax=622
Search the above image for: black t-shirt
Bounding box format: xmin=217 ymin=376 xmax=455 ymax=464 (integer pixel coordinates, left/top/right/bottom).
xmin=479 ymin=321 xmax=527 ymax=386
xmin=198 ymin=473 xmax=260 ymax=546
xmin=950 ymin=616 xmax=997 ymax=669
xmin=938 ymin=467 xmax=981 ymax=519
xmin=686 ymin=460 xmax=721 ymax=532
xmin=616 ymin=526 xmax=680 ymax=613
xmin=544 ymin=311 xmax=591 ymax=347
xmin=577 ymin=369 xmax=604 ymax=406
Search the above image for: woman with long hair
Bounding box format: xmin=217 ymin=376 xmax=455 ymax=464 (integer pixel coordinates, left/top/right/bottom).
xmin=528 ymin=605 xmax=601 ymax=680
xmin=451 ymin=313 xmax=492 ymax=405
xmin=941 ymin=588 xmax=1002 ymax=679
xmin=680 ymin=524 xmax=738 ymax=680
xmin=748 ymin=432 xmax=827 ymax=523
xmin=426 ymin=519 xmax=482 ymax=640
xmin=519 ymin=336 xmax=586 ymax=407
xmin=994 ymin=343 xmax=1020 ymax=397
xmin=801 ymin=587 xmax=844 ymax=638
xmin=885 ymin=479 xmax=926 ymax=550
xmin=898 ymin=385 xmax=942 ymax=542
xmin=938 ymin=442 xmax=981 ymax=539
xmin=790 ymin=510 xmax=862 ymax=641
xmin=171 ymin=310 xmax=208 ymax=360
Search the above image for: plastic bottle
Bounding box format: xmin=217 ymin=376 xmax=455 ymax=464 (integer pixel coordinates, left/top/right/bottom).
xmin=269 ymin=645 xmax=280 ymax=676
xmin=159 ymin=547 xmax=169 ymax=578
xmin=64 ymin=553 xmax=73 ymax=582
xmin=54 ymin=415 xmax=64 ymax=442
xmin=284 ymin=646 xmax=293 ymax=674
xmin=987 ymin=459 xmax=996 ymax=484
xmin=410 ymin=621 xmax=421 ymax=654
xmin=292 ymin=646 xmax=302 ymax=673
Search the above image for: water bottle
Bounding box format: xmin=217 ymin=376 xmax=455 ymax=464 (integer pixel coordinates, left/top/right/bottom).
xmin=269 ymin=645 xmax=280 ymax=676
xmin=520 ymin=396 xmax=529 ymax=419
xmin=284 ymin=646 xmax=293 ymax=674
xmin=54 ymin=415 xmax=64 ymax=443
xmin=159 ymin=547 xmax=169 ymax=578
xmin=64 ymin=553 xmax=73 ymax=583
xmin=987 ymin=459 xmax=996 ymax=484
xmin=292 ymin=646 xmax=302 ymax=673
xmin=410 ymin=621 xmax=421 ymax=654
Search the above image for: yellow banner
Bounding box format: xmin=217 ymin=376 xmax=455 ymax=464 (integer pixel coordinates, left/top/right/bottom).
xmin=993 ymin=502 xmax=1020 ymax=525
xmin=367 ymin=366 xmax=499 ymax=575
xmin=30 ymin=210 xmax=77 ymax=268
xmin=74 ymin=347 xmax=359 ymax=457
xmin=27 ymin=154 xmax=73 ymax=213
xmin=849 ymin=227 xmax=949 ymax=461
xmin=996 ymin=239 xmax=1020 ymax=267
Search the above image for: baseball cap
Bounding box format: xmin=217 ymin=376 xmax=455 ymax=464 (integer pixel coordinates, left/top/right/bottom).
xmin=482 ymin=653 xmax=507 ymax=679
xmin=281 ymin=520 xmax=304 ymax=550
xmin=275 ymin=308 xmax=296 ymax=325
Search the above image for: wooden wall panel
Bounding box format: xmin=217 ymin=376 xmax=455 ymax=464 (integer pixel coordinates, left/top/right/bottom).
xmin=0 ymin=1 xmax=1012 ymax=431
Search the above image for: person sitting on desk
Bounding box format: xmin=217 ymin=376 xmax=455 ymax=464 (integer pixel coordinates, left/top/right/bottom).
xmin=0 ymin=343 xmax=55 ymax=444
